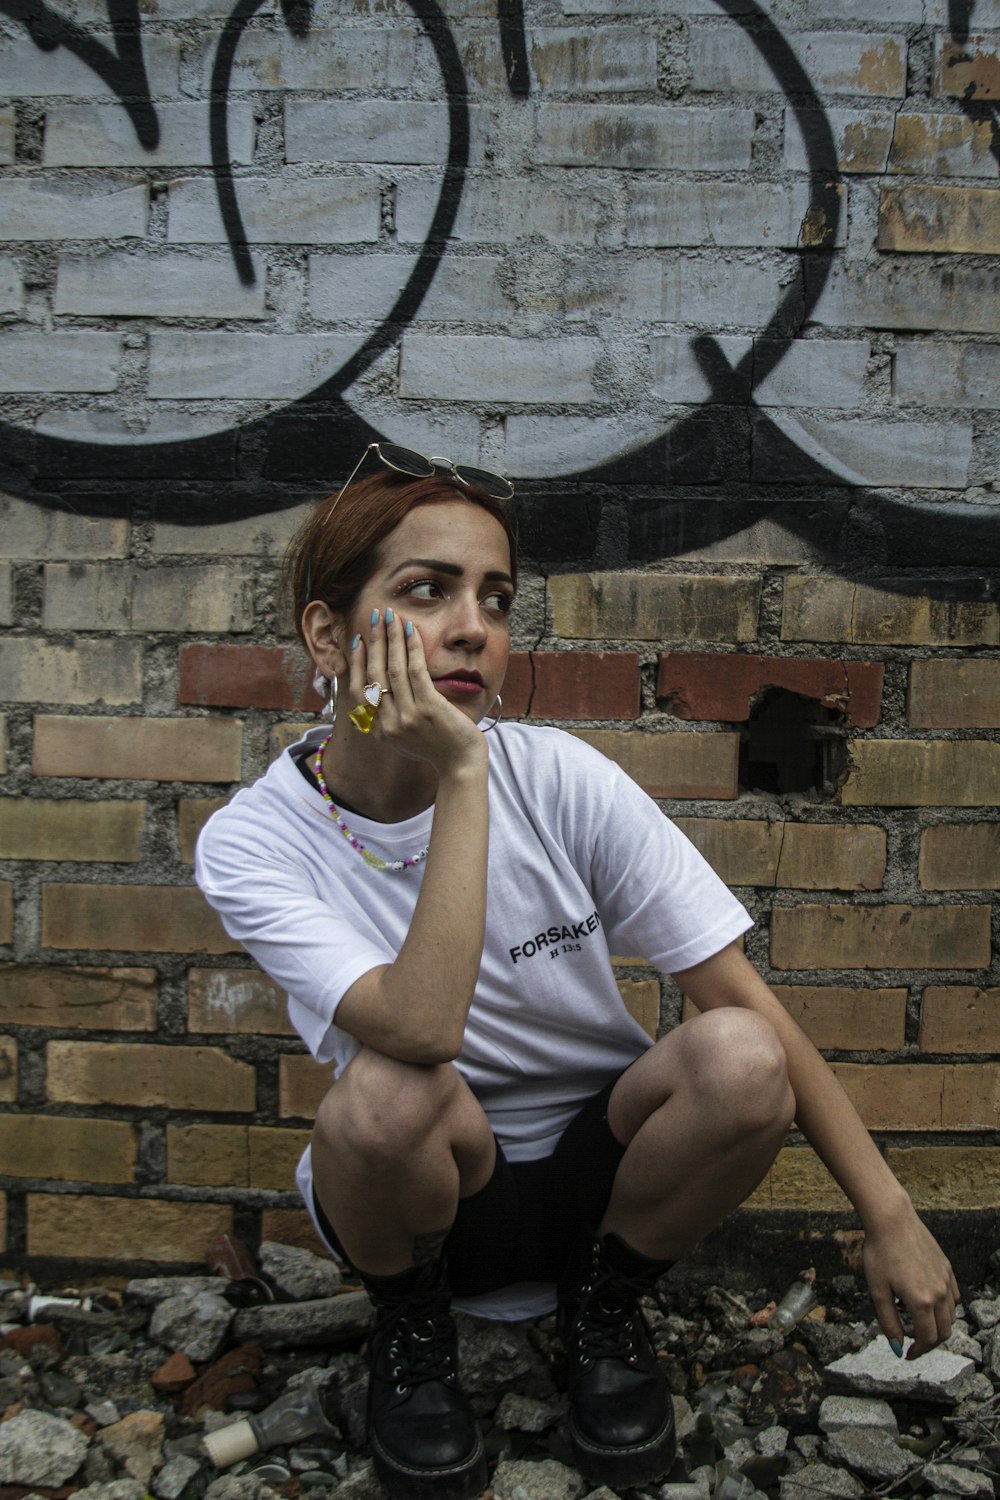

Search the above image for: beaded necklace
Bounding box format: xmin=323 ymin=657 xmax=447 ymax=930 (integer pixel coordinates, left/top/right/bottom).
xmin=311 ymin=732 xmax=430 ymax=874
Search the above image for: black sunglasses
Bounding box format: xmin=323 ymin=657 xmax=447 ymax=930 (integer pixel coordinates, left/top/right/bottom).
xmin=326 ymin=442 xmax=515 ymax=522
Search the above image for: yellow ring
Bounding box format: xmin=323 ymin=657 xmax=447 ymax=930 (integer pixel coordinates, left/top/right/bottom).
xmin=348 ymin=703 xmax=377 ymax=734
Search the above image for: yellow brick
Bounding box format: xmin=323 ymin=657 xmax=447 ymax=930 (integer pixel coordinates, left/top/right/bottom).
xmin=918 ymin=986 xmax=1000 ymax=1053
xmin=885 ymin=1146 xmax=1000 ymax=1210
xmin=178 ymin=799 xmax=228 ymax=863
xmin=773 ymin=985 xmax=907 ymax=1051
xmin=0 ymin=883 xmax=12 ymax=945
xmin=919 ymin=823 xmax=1000 ymax=890
xmin=187 ymin=968 xmax=294 ymax=1036
xmin=271 ymin=723 xmax=313 ymax=759
xmin=0 ymin=799 xmax=145 ymax=862
xmin=249 ymin=1127 xmax=310 ymax=1190
xmin=40 ymin=884 xmax=240 ymax=954
xmin=0 ymin=1115 xmax=136 ymax=1183
xmin=0 ymin=1194 xmax=6 ymax=1252
xmin=167 ymin=1124 xmax=250 ymax=1187
xmin=27 ymin=1194 xmax=233 ymax=1263
xmin=0 ymin=1038 xmax=16 ymax=1103
xmin=774 ymin=824 xmax=886 ymax=891
xmin=908 ymin=660 xmax=1000 ymax=728
xmin=46 ymin=1041 xmax=255 ymax=1111
xmin=279 ymin=1053 xmax=332 ymax=1120
xmin=260 ymin=1208 xmax=333 ymax=1259
xmin=879 ymin=185 xmax=1000 ymax=254
xmin=771 ymin=902 xmax=990 ymax=970
xmin=674 ymin=818 xmax=782 ymax=885
xmin=33 ymin=715 xmax=243 ymax=783
xmin=573 ymin=730 xmax=739 ymax=799
xmin=745 ymin=1148 xmax=850 ymax=1211
xmin=0 ymin=716 xmax=7 ymax=775
xmin=0 ymin=965 xmax=157 ymax=1030
xmin=550 ymin=574 xmax=760 ymax=642
xmin=782 ymin=577 xmax=997 ymax=646
xmin=840 ymin=741 xmax=1000 ymax=807
xmin=831 ymin=1062 xmax=1000 ymax=1129
xmin=618 ymin=978 xmax=659 ymax=1040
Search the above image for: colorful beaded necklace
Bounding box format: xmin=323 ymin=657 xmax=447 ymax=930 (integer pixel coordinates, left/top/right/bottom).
xmin=312 ymin=732 xmax=430 ymax=874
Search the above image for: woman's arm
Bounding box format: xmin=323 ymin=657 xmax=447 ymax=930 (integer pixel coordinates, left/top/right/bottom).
xmin=676 ymin=941 xmax=960 ymax=1357
xmin=331 ymin=613 xmax=490 ymax=1066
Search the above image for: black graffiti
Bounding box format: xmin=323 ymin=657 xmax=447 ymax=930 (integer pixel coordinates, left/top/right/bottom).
xmin=0 ymin=0 xmax=996 ymax=591
xmin=948 ymin=0 xmax=1000 ymax=168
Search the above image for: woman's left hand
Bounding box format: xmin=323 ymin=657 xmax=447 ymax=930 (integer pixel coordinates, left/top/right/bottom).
xmin=861 ymin=1199 xmax=961 ymax=1358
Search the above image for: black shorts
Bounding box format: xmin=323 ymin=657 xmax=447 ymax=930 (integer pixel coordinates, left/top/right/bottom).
xmin=313 ymin=1074 xmax=627 ymax=1299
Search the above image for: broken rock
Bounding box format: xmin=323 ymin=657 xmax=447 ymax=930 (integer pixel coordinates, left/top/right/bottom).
xmin=825 ymin=1337 xmax=977 ymax=1403
xmin=0 ymin=1406 xmax=90 ymax=1486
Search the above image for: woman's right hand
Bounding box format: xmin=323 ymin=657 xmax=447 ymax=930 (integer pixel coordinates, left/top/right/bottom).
xmin=348 ymin=609 xmax=488 ymax=777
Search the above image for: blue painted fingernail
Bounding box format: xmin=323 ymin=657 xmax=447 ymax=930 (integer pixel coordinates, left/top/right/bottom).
xmin=405 ymin=620 xmax=413 ymax=638
xmin=889 ymin=1339 xmax=904 ymax=1358
xmin=370 ymin=609 xmax=379 ymax=626
xmin=385 ymin=607 xmax=394 ymax=624
xmin=351 ymin=633 xmax=360 ymax=650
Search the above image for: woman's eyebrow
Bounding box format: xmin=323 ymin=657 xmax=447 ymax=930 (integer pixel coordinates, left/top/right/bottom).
xmin=390 ymin=558 xmax=515 ymax=586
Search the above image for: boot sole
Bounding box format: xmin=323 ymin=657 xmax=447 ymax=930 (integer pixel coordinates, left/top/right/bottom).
xmin=370 ymin=1430 xmax=488 ymax=1500
xmin=566 ymin=1408 xmax=676 ymax=1490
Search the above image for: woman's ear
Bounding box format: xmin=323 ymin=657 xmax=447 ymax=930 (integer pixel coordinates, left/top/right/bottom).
xmin=302 ymin=600 xmax=349 ymax=682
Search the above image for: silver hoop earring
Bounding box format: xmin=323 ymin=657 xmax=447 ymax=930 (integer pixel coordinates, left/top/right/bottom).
xmin=313 ymin=669 xmax=337 ymax=721
xmin=482 ymin=694 xmax=503 ymax=733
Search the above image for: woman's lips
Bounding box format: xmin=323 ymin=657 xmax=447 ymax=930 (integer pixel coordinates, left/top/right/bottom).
xmin=433 ymin=674 xmax=485 ymax=696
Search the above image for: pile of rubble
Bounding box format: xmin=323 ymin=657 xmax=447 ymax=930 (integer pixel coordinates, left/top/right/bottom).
xmin=1 ymin=1237 xmax=998 ymax=1500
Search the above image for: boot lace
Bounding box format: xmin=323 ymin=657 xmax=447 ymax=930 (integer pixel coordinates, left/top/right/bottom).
xmin=570 ymin=1259 xmax=668 ymax=1369
xmin=375 ymin=1290 xmax=458 ymax=1396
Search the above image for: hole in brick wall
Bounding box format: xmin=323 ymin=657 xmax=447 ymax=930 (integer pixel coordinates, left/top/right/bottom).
xmin=739 ymin=687 xmax=848 ymax=797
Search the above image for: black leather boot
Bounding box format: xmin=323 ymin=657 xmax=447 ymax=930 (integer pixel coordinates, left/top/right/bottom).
xmin=557 ymin=1232 xmax=676 ymax=1488
xmin=360 ymin=1257 xmax=487 ymax=1500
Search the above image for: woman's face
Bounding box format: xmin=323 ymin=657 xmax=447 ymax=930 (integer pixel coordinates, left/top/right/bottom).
xmin=348 ymin=499 xmax=515 ymax=721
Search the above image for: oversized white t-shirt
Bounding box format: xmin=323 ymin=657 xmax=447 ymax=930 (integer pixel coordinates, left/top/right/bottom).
xmin=196 ymin=723 xmax=751 ymax=1317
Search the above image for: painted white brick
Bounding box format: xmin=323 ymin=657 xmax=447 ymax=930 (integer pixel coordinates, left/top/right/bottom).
xmin=396 ymin=174 xmax=617 ymax=247
xmin=810 ymin=0 xmax=922 ymax=19
xmin=765 ymin=412 xmax=973 ymax=488
xmin=309 ymin=252 xmax=512 ymax=324
xmin=0 ymin=332 xmax=121 ymax=393
xmin=152 ymin=506 xmax=314 ymax=558
xmin=54 ymin=253 xmax=267 ymax=318
xmin=0 ymin=494 xmax=128 ymax=560
xmin=652 ymin=334 xmax=751 ymax=402
xmin=43 ymin=562 xmax=254 ymax=632
xmin=168 ymin=177 xmax=380 ymax=245
xmin=690 ymin=27 xmax=906 ymax=97
xmin=0 ymin=180 xmax=148 ymax=241
xmin=0 ymin=637 xmax=142 ymax=704
xmin=808 ymin=261 xmax=1000 ymax=335
xmin=926 ymin=0 xmax=1000 ymax=19
xmin=894 ymin=341 xmax=1000 ymax=410
xmin=888 ymin=112 xmax=1000 ymax=179
xmin=530 ymin=27 xmax=657 ymax=91
xmin=661 ymin=254 xmax=803 ymax=330
xmin=285 ymin=102 xmax=450 ymax=166
xmin=0 ymin=564 xmax=11 ymax=627
xmin=535 ymin=104 xmax=752 ymax=170
xmin=0 ymin=256 xmax=22 ymax=313
xmin=754 ymin=339 xmax=870 ymax=409
xmin=0 ymin=105 xmax=14 ymax=164
xmin=44 ymin=101 xmax=254 ymax=167
xmin=504 ymin=412 xmax=668 ymax=476
xmin=400 ymin=334 xmax=602 ymax=403
xmin=147 ymin=332 xmax=363 ymax=398
xmin=784 ymin=108 xmax=894 ymax=173
xmin=627 ymin=179 xmax=844 ymax=248
xmin=561 ymin=0 xmax=750 ymax=13
xmin=193 ymin=27 xmax=401 ymax=92
xmin=0 ymin=34 xmax=179 ymax=98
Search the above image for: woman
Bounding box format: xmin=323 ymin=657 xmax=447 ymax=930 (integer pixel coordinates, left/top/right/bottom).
xmin=196 ymin=444 xmax=958 ymax=1500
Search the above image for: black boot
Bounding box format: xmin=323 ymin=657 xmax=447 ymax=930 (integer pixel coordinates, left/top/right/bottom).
xmin=557 ymin=1232 xmax=676 ymax=1488
xmin=360 ymin=1257 xmax=487 ymax=1500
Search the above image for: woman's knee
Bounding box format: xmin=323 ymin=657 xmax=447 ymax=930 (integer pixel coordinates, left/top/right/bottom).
xmin=682 ymin=1008 xmax=794 ymax=1135
xmin=313 ymin=1050 xmax=469 ymax=1166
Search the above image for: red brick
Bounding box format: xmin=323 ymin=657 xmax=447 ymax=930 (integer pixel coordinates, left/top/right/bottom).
xmin=501 ymin=653 xmax=533 ymax=718
xmin=179 ymin=644 xmax=323 ymax=711
xmin=918 ymin=986 xmax=1000 ymax=1053
xmin=511 ymin=652 xmax=640 ymax=721
xmin=0 ymin=965 xmax=156 ymax=1029
xmin=40 ymin=884 xmax=240 ymax=954
xmin=27 ymin=1194 xmax=233 ymax=1262
xmin=656 ymin=654 xmax=883 ymax=728
xmin=771 ymin=902 xmax=991 ymax=970
xmin=33 ymin=716 xmax=243 ymax=783
xmin=773 ymin=985 xmax=906 ymax=1050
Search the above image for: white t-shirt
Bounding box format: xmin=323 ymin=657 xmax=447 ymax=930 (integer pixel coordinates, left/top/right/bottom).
xmin=196 ymin=723 xmax=751 ymax=1317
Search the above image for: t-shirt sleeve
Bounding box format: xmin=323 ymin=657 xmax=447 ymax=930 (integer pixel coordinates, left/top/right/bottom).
xmin=567 ymin=741 xmax=752 ymax=973
xmin=194 ymin=804 xmax=394 ymax=1062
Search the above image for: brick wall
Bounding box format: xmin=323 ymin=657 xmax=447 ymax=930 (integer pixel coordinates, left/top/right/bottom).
xmin=0 ymin=0 xmax=998 ymax=1274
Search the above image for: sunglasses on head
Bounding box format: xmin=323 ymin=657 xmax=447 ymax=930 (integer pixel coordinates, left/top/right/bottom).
xmin=327 ymin=441 xmax=515 ymax=522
